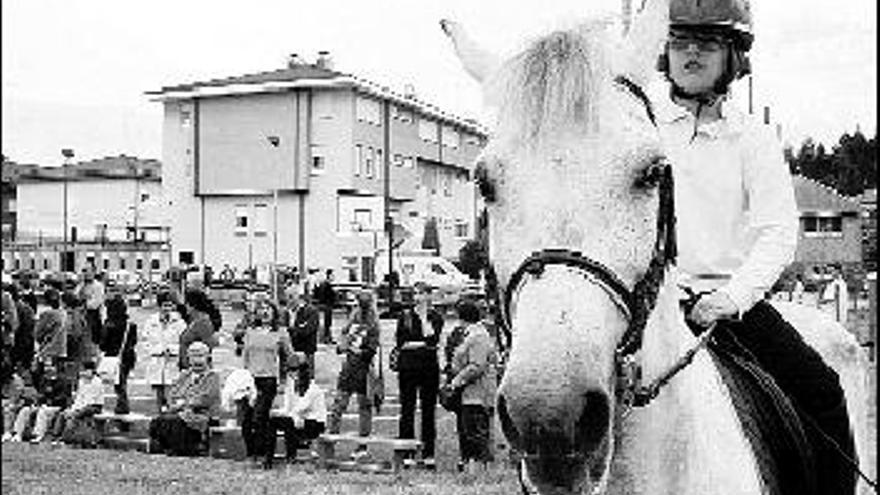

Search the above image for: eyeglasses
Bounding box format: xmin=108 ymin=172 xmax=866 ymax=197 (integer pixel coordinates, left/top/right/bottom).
xmin=668 ymin=35 xmax=725 ymax=53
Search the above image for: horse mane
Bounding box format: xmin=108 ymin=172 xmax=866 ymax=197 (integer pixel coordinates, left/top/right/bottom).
xmin=490 ymin=19 xmax=614 ymax=149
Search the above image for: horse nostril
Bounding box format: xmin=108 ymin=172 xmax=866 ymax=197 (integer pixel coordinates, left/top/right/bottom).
xmin=575 ymin=390 xmax=611 ymax=474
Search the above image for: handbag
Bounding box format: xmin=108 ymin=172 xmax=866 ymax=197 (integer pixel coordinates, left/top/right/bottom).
xmin=97 ymin=322 xmax=133 ymax=385
xmin=438 ymin=383 xmax=462 ymax=413
xmin=388 ymin=346 xmax=400 ymax=372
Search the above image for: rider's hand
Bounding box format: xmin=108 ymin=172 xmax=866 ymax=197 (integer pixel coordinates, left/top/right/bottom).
xmin=688 ymin=291 xmax=738 ymax=328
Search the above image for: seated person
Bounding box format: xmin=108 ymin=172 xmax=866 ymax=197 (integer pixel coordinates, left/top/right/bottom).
xmin=148 ymin=342 xmax=220 ymax=456
xmin=10 ymin=362 xmax=72 ymax=443
xmin=53 ymin=361 xmax=104 ymax=446
xmin=2 ymin=365 xmax=35 ymax=441
xmin=270 ymin=366 xmax=327 ymax=463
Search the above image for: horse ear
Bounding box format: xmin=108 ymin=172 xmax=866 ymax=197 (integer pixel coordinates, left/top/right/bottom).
xmin=618 ymin=0 xmax=669 ymax=87
xmin=440 ymin=19 xmax=501 ymax=84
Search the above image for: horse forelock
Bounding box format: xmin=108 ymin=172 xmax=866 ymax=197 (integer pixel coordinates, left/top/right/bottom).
xmin=491 ymin=20 xmax=614 ymax=150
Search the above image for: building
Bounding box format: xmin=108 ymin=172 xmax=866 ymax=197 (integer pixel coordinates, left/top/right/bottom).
xmin=1 ymin=156 xmax=25 ymax=244
xmin=860 ymin=188 xmax=876 ymax=272
xmin=1 ymin=155 xmax=170 ymax=278
xmin=147 ymin=53 xmax=487 ymax=283
xmin=791 ymin=175 xmax=864 ymax=284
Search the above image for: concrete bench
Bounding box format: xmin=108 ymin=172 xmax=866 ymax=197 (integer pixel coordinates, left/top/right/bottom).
xmin=315 ymin=433 xmax=422 ymax=473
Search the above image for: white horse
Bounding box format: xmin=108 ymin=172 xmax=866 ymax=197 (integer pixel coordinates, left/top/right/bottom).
xmin=441 ymin=2 xmax=873 ymax=494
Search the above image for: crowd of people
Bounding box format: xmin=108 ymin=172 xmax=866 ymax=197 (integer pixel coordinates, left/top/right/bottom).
xmin=1 ymin=265 xmax=502 ymax=473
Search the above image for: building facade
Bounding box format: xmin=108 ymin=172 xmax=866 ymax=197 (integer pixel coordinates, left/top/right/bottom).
xmin=1 ymin=156 xmax=170 ymax=278
xmin=790 ymin=175 xmax=864 ymax=285
xmin=148 ymin=56 xmax=487 ymax=283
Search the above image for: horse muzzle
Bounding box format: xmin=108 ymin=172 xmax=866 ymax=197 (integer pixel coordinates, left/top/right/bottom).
xmin=498 ymin=387 xmax=613 ymax=493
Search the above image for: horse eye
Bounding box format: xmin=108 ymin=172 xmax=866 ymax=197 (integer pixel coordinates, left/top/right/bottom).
xmin=633 ymin=156 xmax=667 ymax=190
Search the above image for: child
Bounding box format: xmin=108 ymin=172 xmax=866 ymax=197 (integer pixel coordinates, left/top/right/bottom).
xmin=54 ymin=361 xmax=104 ymax=445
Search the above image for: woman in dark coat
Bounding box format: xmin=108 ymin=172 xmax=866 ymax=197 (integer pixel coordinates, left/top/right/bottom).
xmin=326 ymin=289 xmax=380 ymax=459
xmin=99 ymin=294 xmax=137 ymax=414
xmin=394 ymin=291 xmax=440 ymax=466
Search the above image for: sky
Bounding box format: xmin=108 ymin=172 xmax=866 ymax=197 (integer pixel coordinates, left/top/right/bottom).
xmin=2 ymin=0 xmax=876 ymax=166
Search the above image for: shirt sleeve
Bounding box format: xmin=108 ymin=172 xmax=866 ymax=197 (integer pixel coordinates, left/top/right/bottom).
xmin=719 ymin=124 xmax=798 ymax=314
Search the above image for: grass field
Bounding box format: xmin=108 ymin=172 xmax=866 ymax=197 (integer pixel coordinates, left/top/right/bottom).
xmin=1 ymin=443 xmax=520 ymax=495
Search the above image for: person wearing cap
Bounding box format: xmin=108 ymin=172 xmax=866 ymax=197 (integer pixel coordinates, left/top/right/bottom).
xmin=657 ymin=1 xmax=855 ymax=492
xmin=148 ymin=341 xmax=220 ymax=456
xmin=143 ymin=291 xmax=187 ymax=410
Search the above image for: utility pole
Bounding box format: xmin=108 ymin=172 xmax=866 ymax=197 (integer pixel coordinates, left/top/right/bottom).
xmin=61 ymin=148 xmax=74 ymax=271
xmin=267 ymin=135 xmax=281 ymax=304
xmin=383 ymin=100 xmax=394 ymax=310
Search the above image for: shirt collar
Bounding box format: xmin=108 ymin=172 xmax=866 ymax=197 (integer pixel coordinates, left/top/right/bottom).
xmin=653 ymin=88 xmax=746 ymax=138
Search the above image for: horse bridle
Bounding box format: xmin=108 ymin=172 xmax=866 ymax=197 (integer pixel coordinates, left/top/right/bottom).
xmin=483 ymin=75 xmax=678 ymax=411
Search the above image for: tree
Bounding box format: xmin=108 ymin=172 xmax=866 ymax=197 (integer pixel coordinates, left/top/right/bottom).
xmin=421 ymin=217 xmax=440 ymax=255
xmin=458 ymin=239 xmax=488 ymax=280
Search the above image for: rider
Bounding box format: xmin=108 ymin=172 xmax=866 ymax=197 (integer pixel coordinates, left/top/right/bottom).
xmin=656 ymin=0 xmax=856 ymax=493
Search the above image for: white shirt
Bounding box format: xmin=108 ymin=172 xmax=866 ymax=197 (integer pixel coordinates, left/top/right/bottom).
xmin=656 ymin=94 xmax=798 ymax=313
xmin=71 ymin=375 xmax=104 ymax=411
xmin=281 ymin=382 xmax=327 ymax=426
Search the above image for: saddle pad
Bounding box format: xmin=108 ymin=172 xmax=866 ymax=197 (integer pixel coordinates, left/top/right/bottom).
xmin=708 ymin=334 xmax=817 ymax=495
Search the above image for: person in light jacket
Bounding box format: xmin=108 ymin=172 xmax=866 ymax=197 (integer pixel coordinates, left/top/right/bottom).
xmin=270 ymin=364 xmax=327 ymax=463
xmin=143 ymin=291 xmax=187 ymax=410
xmin=448 ymin=300 xmax=497 ymax=472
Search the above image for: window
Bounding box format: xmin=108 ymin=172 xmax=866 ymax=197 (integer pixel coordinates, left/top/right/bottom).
xmin=312 ymin=145 xmax=326 ymax=174
xmin=431 ymin=263 xmax=447 ymax=275
xmin=365 ymin=147 xmax=375 ymax=179
xmin=354 ymin=145 xmax=363 ymax=177
xmin=419 ymin=118 xmax=439 ymax=143
xmin=151 ymin=259 xmax=160 ymax=270
xmin=119 ymin=258 xmax=126 ymax=270
xmin=235 ymin=205 xmax=249 ymax=236
xmin=253 ymin=204 xmax=269 ymax=237
xmin=29 ymin=258 xmax=36 ymax=270
xmin=136 ymin=259 xmax=144 ymax=270
xmin=180 ymin=109 xmax=192 ymax=127
xmin=403 ymin=156 xmax=414 ymax=169
xmin=356 ymin=96 xmax=381 ymax=125
xmin=464 ymin=133 xmax=482 ymax=146
xmin=43 ymin=259 xmax=50 ymax=270
xmin=803 ymin=216 xmax=843 ymax=237
xmin=393 ymin=154 xmax=404 ymax=167
xmin=353 ymin=209 xmax=372 ymax=231
xmin=442 ymin=125 xmax=460 ymax=149
xmin=393 ymin=105 xmax=413 ymax=123
xmin=454 ymin=220 xmax=469 ymax=238
xmin=103 ymin=258 xmax=110 ymax=270
xmin=376 ymin=149 xmax=383 ymax=178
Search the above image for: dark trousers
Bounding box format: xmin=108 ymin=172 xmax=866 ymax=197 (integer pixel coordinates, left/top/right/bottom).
xmin=398 ymin=368 xmax=439 ymax=457
xmin=727 ymin=301 xmax=856 ymax=495
xmin=149 ymin=413 xmax=204 ymax=456
xmin=319 ymin=305 xmax=334 ymax=343
xmin=457 ymin=405 xmax=493 ymax=463
xmin=240 ymin=376 xmax=278 ymax=460
xmin=270 ymin=417 xmax=325 ymax=460
xmin=85 ymin=309 xmax=102 ymax=345
xmin=113 ymin=365 xmax=132 ymax=414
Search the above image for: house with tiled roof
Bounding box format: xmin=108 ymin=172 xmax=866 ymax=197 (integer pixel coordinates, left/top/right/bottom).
xmin=790 ymin=175 xmax=864 ymax=287
xmin=147 ymin=52 xmax=487 ymax=282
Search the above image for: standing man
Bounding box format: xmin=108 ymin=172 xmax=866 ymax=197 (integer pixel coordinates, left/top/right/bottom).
xmin=314 ymin=269 xmax=337 ymax=345
xmin=281 ymin=285 xmax=320 ymax=379
xmin=822 ymin=265 xmax=850 ymax=326
xmin=76 ymin=268 xmax=105 ymax=346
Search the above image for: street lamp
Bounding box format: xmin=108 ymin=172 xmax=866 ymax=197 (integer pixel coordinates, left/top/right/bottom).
xmin=266 ymin=135 xmax=281 ymax=304
xmin=61 ymin=148 xmax=74 ymax=271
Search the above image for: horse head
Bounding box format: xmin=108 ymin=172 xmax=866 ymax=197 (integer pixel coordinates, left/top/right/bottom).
xmin=444 ymin=2 xmax=672 ymax=493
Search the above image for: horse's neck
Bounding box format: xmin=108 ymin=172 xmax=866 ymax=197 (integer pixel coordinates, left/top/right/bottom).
xmin=609 ymin=277 xmax=764 ymax=495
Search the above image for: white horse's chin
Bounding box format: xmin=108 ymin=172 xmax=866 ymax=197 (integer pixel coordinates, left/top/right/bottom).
xmin=520 ymin=427 xmax=613 ymax=495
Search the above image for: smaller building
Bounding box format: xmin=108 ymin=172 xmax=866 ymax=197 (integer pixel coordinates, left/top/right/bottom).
xmin=789 ymin=175 xmax=864 ymax=289
xmin=860 ymin=188 xmax=876 ymax=272
xmin=1 ymin=155 xmax=170 ymax=279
